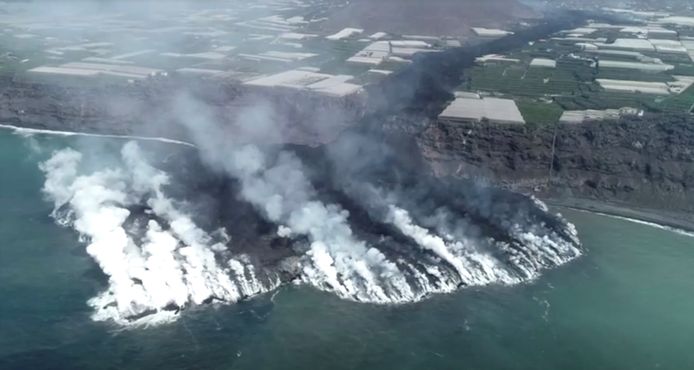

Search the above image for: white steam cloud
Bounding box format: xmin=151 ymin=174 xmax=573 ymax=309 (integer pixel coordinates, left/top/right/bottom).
xmin=385 ymin=204 xmax=581 ymax=292
xmin=173 ymin=96 xmax=416 ymax=303
xmin=38 ymin=95 xmax=582 ymax=326
xmin=170 ymin=94 xmax=582 ymax=306
xmin=40 ymin=142 xmax=276 ymax=326
xmin=386 ymin=205 xmax=517 ymax=287
xmin=203 ymin=144 xmax=415 ymax=302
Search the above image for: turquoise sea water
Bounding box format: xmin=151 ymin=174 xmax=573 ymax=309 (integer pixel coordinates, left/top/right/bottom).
xmin=1 ymin=130 xmax=693 ymax=370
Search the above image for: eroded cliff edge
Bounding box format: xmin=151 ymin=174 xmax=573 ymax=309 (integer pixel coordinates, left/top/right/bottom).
xmin=415 ymin=114 xmax=694 ymax=229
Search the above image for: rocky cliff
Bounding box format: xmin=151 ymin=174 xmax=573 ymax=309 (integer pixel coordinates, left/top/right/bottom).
xmin=0 ymin=76 xmax=365 ymax=146
xmin=416 ymin=114 xmax=694 ymax=217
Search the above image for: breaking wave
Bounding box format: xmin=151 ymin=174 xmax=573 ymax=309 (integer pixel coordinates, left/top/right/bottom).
xmin=40 ymin=141 xmax=581 ymax=327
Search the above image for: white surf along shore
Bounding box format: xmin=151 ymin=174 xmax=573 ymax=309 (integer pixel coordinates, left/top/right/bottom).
xmin=0 ymin=123 xmax=196 ymax=148
xmin=568 ymin=208 xmax=694 ymax=239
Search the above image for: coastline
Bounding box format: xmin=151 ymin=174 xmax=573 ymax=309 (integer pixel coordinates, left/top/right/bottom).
xmin=4 ymin=122 xmax=692 ymax=238
xmin=546 ymin=196 xmax=694 ymax=237
xmin=0 ymin=123 xmax=196 ymax=148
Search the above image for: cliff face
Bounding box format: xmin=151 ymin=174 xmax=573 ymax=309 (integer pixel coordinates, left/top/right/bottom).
xmin=0 ymin=78 xmax=185 ymax=138
xmin=417 ymin=115 xmax=694 ymax=213
xmin=5 ymin=76 xmax=692 ymax=215
xmin=0 ymin=77 xmax=365 ymax=146
xmin=0 ymin=79 xmax=140 ymax=134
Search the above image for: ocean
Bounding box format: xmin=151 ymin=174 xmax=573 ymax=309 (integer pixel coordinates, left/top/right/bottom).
xmin=1 ymin=129 xmax=693 ymax=370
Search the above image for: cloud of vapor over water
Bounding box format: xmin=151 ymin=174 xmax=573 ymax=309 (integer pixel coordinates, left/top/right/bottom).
xmin=161 ymin=91 xmax=583 ymax=304
xmin=320 ymin=130 xmax=583 ymax=291
xmin=170 ymin=95 xmax=416 ymax=303
xmin=38 ymin=98 xmax=583 ymax=326
xmin=40 ymin=141 xmax=276 ymax=326
xmin=37 ymin=90 xmax=583 ymax=326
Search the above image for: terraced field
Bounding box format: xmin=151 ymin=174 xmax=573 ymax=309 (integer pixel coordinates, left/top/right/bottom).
xmin=460 ymin=35 xmax=694 ymax=124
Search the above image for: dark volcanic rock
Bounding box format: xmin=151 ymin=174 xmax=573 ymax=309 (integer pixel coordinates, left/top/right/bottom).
xmin=417 ymin=114 xmax=694 ymax=214
xmin=0 ymin=76 xmax=365 ymax=147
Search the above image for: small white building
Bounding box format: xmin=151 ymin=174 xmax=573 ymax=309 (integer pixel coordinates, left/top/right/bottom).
xmin=559 ymin=107 xmax=642 ymax=124
xmin=599 ymin=60 xmax=674 ymax=72
xmin=347 ymin=41 xmax=391 ymax=65
xmin=326 ymin=28 xmax=363 ymax=40
xmin=597 ymin=79 xmax=671 ymax=95
xmin=244 ymin=69 xmax=362 ymax=97
xmin=28 ymin=62 xmax=163 ymax=81
xmin=530 ymin=58 xmax=557 ymax=68
xmin=598 ymin=38 xmax=655 ymax=52
xmin=475 ymin=54 xmax=520 ymax=64
xmin=438 ymin=97 xmax=525 ymax=124
xmin=369 ymin=32 xmax=388 ymax=40
xmin=279 ymin=32 xmax=317 ymax=40
xmin=472 ymin=27 xmax=514 ymax=37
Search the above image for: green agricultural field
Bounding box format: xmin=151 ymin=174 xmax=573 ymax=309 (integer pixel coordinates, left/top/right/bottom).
xmin=466 ymin=64 xmax=582 ymax=97
xmin=461 ymin=34 xmax=694 ymax=116
xmin=303 ymin=39 xmax=369 ymax=75
xmin=596 ymin=69 xmax=675 ymax=82
xmin=672 ymin=63 xmax=694 ymax=76
xmin=517 ymin=99 xmax=564 ymax=125
xmin=656 ymin=86 xmax=694 ymax=113
xmin=551 ymin=79 xmax=694 ymax=113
